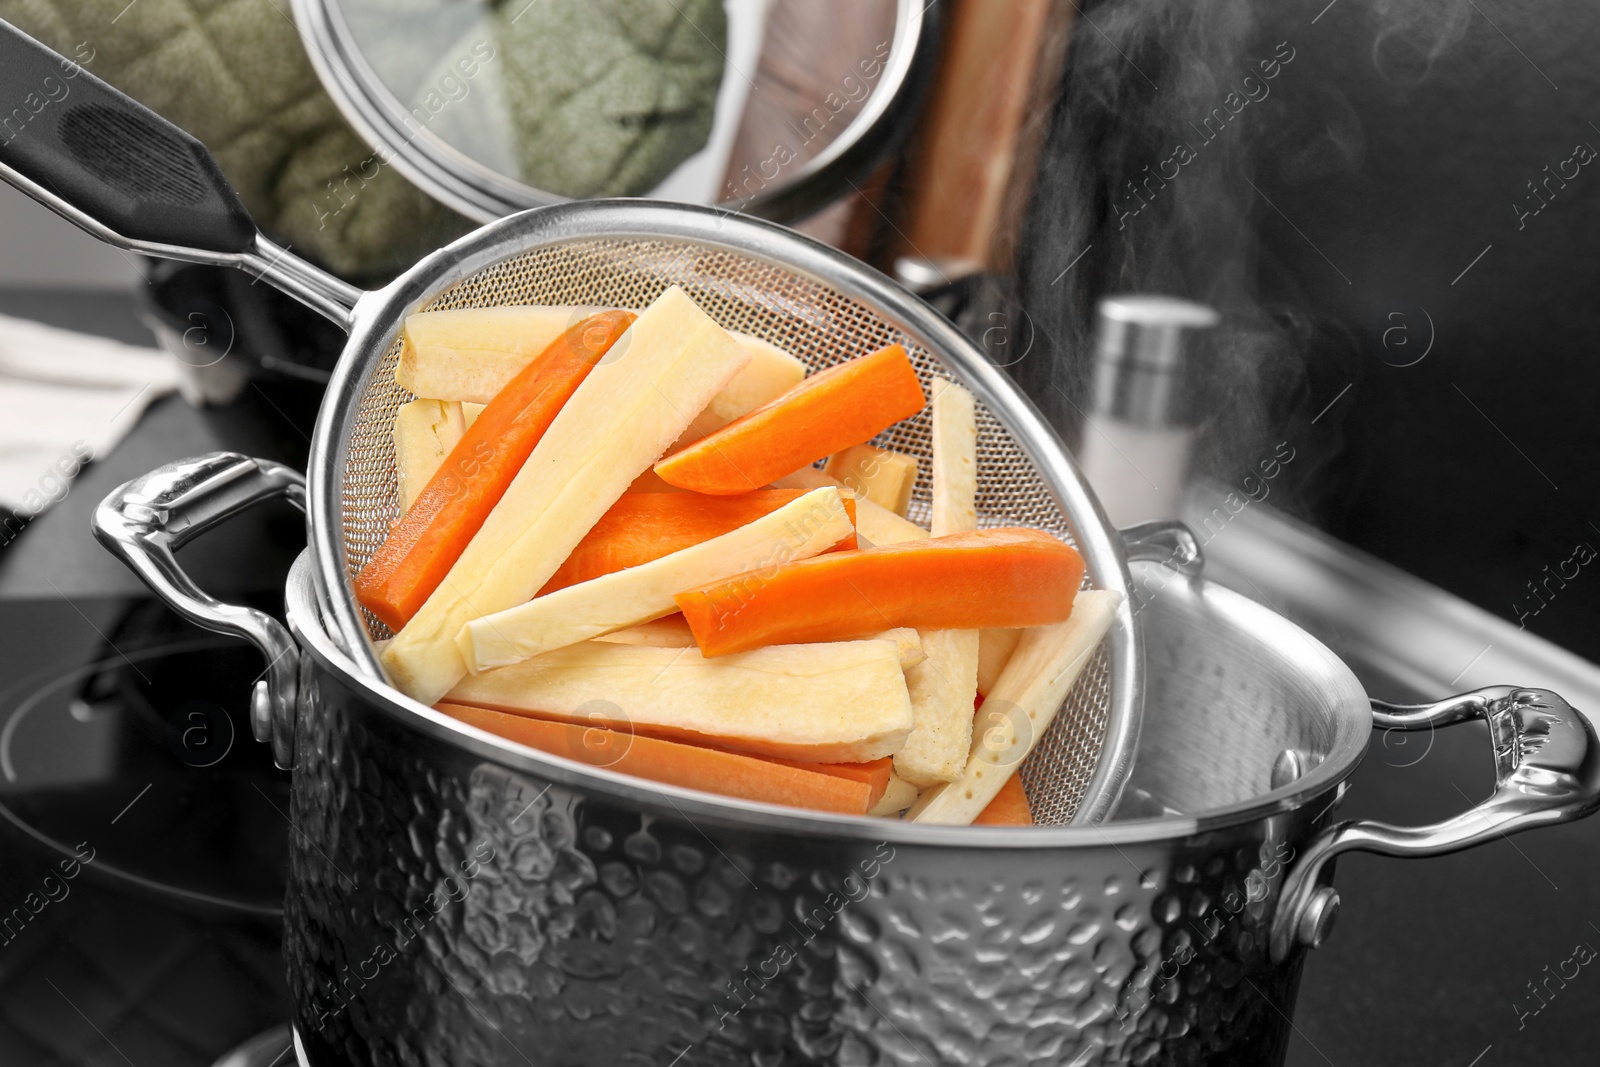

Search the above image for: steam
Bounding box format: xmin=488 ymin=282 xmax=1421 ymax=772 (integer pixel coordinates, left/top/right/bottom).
xmin=1009 ymin=0 xmax=1470 ymax=510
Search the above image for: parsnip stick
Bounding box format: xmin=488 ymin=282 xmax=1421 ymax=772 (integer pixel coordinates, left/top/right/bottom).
xmin=394 ymin=399 xmax=484 ymax=512
xmin=460 ymin=488 xmax=852 ymax=670
xmin=772 ymin=466 xmax=928 ymax=546
xmin=896 ymin=379 xmax=981 ymax=787
xmin=825 ymin=444 xmax=920 ymax=515
xmin=908 ymin=590 xmax=1120 ymax=825
xmin=869 ymin=772 xmax=920 ymax=817
xmin=382 ymin=287 xmax=750 ymax=705
xmin=977 ymin=627 xmax=1023 ymax=695
xmin=446 ymin=638 xmax=914 ymax=763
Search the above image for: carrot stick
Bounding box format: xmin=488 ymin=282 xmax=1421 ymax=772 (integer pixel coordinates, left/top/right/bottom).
xmin=355 ymin=311 xmax=635 ymax=630
xmin=674 ymin=527 xmax=1085 ymax=656
xmin=540 ymin=489 xmax=856 ymax=594
xmin=436 ymin=702 xmax=873 ymax=814
xmin=768 ymin=756 xmax=893 ymax=808
xmin=654 ymin=343 xmax=927 ymax=495
xmin=972 ymin=775 xmax=1033 ymax=825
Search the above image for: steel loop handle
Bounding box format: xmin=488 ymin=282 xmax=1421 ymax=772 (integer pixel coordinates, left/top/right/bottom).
xmin=1270 ymin=685 xmax=1600 ymax=962
xmin=92 ymin=452 xmax=305 ymax=769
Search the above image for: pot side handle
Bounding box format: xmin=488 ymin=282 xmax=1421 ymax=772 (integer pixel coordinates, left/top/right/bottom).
xmin=1270 ymin=686 xmax=1600 ymax=963
xmin=92 ymin=451 xmax=304 ymax=769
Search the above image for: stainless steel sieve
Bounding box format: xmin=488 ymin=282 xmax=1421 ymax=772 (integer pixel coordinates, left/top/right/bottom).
xmin=0 ymin=20 xmax=1142 ymax=825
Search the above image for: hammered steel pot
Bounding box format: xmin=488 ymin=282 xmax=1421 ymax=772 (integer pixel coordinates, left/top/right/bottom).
xmin=151 ymin=546 xmax=1576 ymax=1067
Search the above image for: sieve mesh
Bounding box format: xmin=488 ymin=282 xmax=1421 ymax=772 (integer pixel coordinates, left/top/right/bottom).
xmin=337 ymin=236 xmax=1111 ymax=824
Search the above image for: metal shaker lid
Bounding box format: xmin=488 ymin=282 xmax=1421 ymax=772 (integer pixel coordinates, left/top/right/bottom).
xmin=286 ymin=0 xmax=937 ymax=224
xmin=1090 ymin=294 xmax=1220 ymax=427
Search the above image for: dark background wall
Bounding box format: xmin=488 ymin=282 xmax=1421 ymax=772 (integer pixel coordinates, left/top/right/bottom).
xmin=1016 ymin=0 xmax=1600 ymax=661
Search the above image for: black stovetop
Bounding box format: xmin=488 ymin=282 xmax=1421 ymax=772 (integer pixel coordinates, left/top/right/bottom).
xmin=1 ymin=291 xmax=1596 ymax=1067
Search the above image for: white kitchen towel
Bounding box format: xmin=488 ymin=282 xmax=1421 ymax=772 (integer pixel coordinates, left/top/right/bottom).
xmin=0 ymin=312 xmax=178 ymax=516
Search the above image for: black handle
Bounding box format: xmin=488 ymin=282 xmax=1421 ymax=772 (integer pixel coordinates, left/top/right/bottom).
xmin=0 ymin=19 xmax=256 ymax=254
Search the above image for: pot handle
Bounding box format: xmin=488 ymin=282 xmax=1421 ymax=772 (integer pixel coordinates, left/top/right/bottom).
xmin=0 ymin=20 xmax=361 ymax=327
xmin=92 ymin=452 xmax=304 ymax=769
xmin=1270 ymin=686 xmax=1600 ymax=962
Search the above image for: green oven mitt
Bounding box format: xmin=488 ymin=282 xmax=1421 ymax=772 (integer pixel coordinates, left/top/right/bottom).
xmin=0 ymin=0 xmax=725 ymax=281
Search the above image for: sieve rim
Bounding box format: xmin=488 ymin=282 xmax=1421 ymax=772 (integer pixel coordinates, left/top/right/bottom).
xmin=304 ymin=198 xmax=1143 ymax=824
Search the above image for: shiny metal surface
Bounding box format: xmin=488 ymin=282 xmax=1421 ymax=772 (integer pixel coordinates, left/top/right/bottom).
xmin=1269 ymin=685 xmax=1600 ymax=962
xmin=289 ymin=0 xmax=937 ymax=224
xmin=1089 ymin=295 xmax=1218 ymax=427
xmin=278 ymin=550 xmax=1342 ymax=1065
xmin=91 ymin=452 xmax=305 ymax=769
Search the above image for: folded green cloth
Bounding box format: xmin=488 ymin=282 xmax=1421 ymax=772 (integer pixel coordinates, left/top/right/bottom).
xmin=2 ymin=0 xmax=724 ymax=282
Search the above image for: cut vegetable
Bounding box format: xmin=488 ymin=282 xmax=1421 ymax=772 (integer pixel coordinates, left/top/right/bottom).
xmin=896 ymin=630 xmax=981 ymax=786
xmin=394 ymin=399 xmax=483 ymax=512
xmin=775 ymin=466 xmax=928 ymax=545
xmin=591 ymin=615 xmax=698 ymax=648
xmin=908 ymin=590 xmax=1120 ymax=825
xmin=655 ymin=344 xmax=927 ymax=494
xmin=678 ymin=333 xmax=806 ymax=442
xmin=676 ymin=527 xmax=1086 ymax=657
xmin=445 ymin=638 xmax=913 ymax=763
xmin=869 ymin=773 xmax=920 ymax=817
xmin=897 ymin=377 xmax=982 ymax=787
xmin=824 ymin=444 xmax=919 ymax=515
xmin=928 ymin=379 xmax=978 ymax=535
xmin=397 ymin=305 xmax=605 ymax=403
xmin=382 ymin=287 xmax=751 ymax=705
xmin=972 ymin=775 xmax=1033 ymax=825
xmin=769 ymin=756 xmax=893 ymax=808
xmin=874 ymin=627 xmax=926 ymax=670
xmin=461 ymin=488 xmax=854 ymax=669
xmin=540 ymin=488 xmax=855 ymax=595
xmin=437 ymin=703 xmax=874 ymax=814
xmin=357 ymin=311 xmax=635 ymax=632
xmin=977 ymin=628 xmax=1023 ymax=695
xmin=399 ymin=304 xmax=802 ymax=417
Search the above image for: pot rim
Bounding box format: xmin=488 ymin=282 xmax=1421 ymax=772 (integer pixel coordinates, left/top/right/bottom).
xmin=302 ymin=198 xmax=1144 ymax=825
xmin=286 ymin=550 xmax=1370 ymax=850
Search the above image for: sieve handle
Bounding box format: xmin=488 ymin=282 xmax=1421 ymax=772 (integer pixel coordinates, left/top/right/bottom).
xmin=0 ymin=20 xmax=362 ymax=327
xmin=1269 ymin=685 xmax=1600 ymax=963
xmin=92 ymin=452 xmax=305 ymax=770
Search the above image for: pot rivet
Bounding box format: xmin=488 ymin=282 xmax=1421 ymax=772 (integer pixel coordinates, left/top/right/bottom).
xmin=1297 ymin=886 xmax=1341 ymax=949
xmin=1271 ymin=749 xmax=1309 ymax=789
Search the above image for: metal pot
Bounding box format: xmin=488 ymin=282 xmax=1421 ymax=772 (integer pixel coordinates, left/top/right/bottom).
xmin=90 ymin=465 xmax=1600 ymax=1064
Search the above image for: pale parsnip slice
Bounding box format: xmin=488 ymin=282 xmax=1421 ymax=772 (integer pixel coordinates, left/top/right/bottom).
xmin=869 ymin=772 xmax=919 ymax=817
xmin=875 ymin=627 xmax=925 ymax=670
xmin=397 ymin=306 xmax=605 ymax=402
xmin=399 ymin=305 xmax=802 ymax=421
xmin=977 ymin=627 xmax=1023 ymax=695
xmin=896 ymin=379 xmax=981 ymax=787
xmin=824 ymin=444 xmax=920 ymax=516
xmin=381 ymin=287 xmax=751 ymax=705
xmin=592 ymin=616 xmax=698 ymax=647
xmin=446 ymin=639 xmax=913 ymax=763
xmin=773 ymin=466 xmax=929 ymax=546
xmin=460 ymin=488 xmax=852 ymax=670
xmin=908 ymin=590 xmax=1120 ymax=825
xmin=394 ymin=399 xmax=484 ymax=512
xmin=677 ymin=333 xmax=806 ymax=443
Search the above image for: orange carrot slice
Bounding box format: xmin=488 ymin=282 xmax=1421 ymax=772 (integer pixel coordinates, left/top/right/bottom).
xmin=654 ymin=343 xmax=926 ymax=495
xmin=973 ymin=775 xmax=1033 ymax=825
xmin=355 ymin=311 xmax=635 ymax=630
xmin=436 ymin=702 xmax=873 ymax=814
xmin=540 ymin=489 xmax=857 ymax=595
xmin=675 ymin=527 xmax=1085 ymax=656
xmin=769 ymin=756 xmax=893 ymax=808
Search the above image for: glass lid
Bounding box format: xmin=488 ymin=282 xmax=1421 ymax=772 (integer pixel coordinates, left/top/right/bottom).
xmin=287 ymin=0 xmax=936 ymax=223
